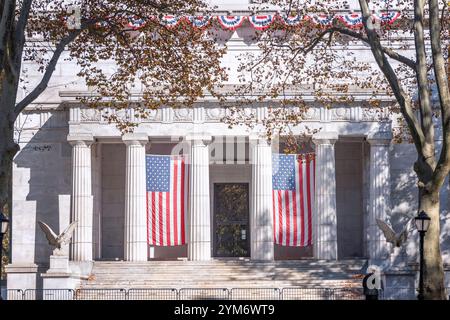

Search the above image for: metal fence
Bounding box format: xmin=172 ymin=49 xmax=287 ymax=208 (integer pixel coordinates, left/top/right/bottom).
xmin=23 ymin=289 xmax=75 ymax=300
xmin=281 ymin=288 xmax=364 ymax=300
xmin=74 ymin=289 xmax=127 ymax=300
xmin=231 ymin=288 xmax=281 ymax=300
xmin=4 ymin=287 xmax=443 ymax=300
xmin=179 ymin=288 xmax=230 ymax=300
xmin=128 ymin=288 xmax=179 ymax=300
xmin=6 ymin=289 xmax=23 ymax=300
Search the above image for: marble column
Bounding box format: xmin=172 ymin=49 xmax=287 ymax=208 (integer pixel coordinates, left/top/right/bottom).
xmin=123 ymin=133 xmax=149 ymax=261
xmin=312 ymin=132 xmax=338 ymax=260
xmin=367 ymin=132 xmax=392 ymax=261
xmin=187 ymin=135 xmax=212 ymax=261
xmin=68 ymin=134 xmax=94 ymax=261
xmin=249 ymin=135 xmax=274 ymax=261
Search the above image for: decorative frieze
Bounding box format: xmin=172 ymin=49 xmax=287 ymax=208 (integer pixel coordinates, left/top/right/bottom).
xmin=80 ymin=108 xmax=101 ymax=122
xmin=205 ymin=107 xmax=225 ymax=122
xmin=302 ymin=107 xmax=320 ymax=121
xmin=69 ymin=105 xmax=392 ymax=126
xmin=362 ymin=107 xmax=389 ymax=122
xmin=173 ymin=108 xmax=194 ymax=122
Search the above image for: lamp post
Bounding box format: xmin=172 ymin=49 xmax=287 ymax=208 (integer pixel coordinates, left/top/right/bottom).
xmin=414 ymin=210 xmax=431 ymax=300
xmin=0 ymin=211 xmax=10 ymax=300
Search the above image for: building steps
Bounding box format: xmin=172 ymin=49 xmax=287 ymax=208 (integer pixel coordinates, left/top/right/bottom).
xmin=78 ymin=259 xmax=367 ymax=290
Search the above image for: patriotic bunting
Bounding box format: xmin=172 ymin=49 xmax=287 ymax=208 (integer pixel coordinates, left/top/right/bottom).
xmin=373 ymin=11 xmax=402 ymax=25
xmin=337 ymin=13 xmax=363 ymax=28
xmin=280 ymin=15 xmax=305 ymax=27
xmin=160 ymin=15 xmax=182 ymax=28
xmin=127 ymin=16 xmax=147 ymax=30
xmin=248 ymin=15 xmax=276 ymax=30
xmin=187 ymin=16 xmax=212 ymax=28
xmin=108 ymin=12 xmax=403 ymax=32
xmin=311 ymin=14 xmax=334 ymax=26
xmin=217 ymin=16 xmax=247 ymax=30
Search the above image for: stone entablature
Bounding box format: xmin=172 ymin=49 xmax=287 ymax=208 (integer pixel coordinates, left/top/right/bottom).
xmin=14 ymin=102 xmax=394 ymax=142
xmin=67 ymin=105 xmax=391 ymax=124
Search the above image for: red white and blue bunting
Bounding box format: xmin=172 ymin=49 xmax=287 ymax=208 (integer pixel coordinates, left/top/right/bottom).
xmin=187 ymin=16 xmax=212 ymax=28
xmin=337 ymin=13 xmax=363 ymax=28
xmin=280 ymin=15 xmax=305 ymax=27
xmin=311 ymin=14 xmax=334 ymax=27
xmin=120 ymin=13 xmax=402 ymax=31
xmin=127 ymin=16 xmax=147 ymax=30
xmin=216 ymin=16 xmax=247 ymax=30
xmin=160 ymin=15 xmax=182 ymax=28
xmin=373 ymin=12 xmax=402 ymax=25
xmin=248 ymin=15 xmax=276 ymax=30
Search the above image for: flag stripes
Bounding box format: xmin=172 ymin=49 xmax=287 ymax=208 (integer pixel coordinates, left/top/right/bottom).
xmin=272 ymin=153 xmax=315 ymax=247
xmin=146 ymin=155 xmax=188 ymax=246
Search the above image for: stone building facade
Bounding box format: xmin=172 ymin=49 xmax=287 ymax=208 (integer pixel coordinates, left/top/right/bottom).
xmin=5 ymin=1 xmax=450 ymax=295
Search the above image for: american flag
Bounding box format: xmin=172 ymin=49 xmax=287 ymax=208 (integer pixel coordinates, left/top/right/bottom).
xmin=146 ymin=155 xmax=188 ymax=246
xmin=272 ymin=153 xmax=315 ymax=247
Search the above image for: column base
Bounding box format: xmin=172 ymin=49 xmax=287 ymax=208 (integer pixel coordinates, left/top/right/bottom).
xmin=5 ymin=263 xmax=39 ymax=292
xmin=188 ymin=242 xmax=211 ymax=261
xmin=314 ymin=241 xmax=338 ymax=260
xmin=251 ymin=241 xmax=274 ymax=261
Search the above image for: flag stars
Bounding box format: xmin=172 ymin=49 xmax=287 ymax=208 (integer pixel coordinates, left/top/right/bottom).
xmin=272 ymin=154 xmax=296 ymax=190
xmin=146 ymin=155 xmax=171 ymax=192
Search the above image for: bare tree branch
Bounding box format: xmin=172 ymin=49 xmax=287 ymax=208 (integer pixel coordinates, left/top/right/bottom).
xmin=429 ymin=0 xmax=450 ymax=192
xmin=0 ymin=0 xmax=14 ymax=76
xmin=14 ymin=0 xmax=33 ymax=65
xmin=358 ymin=0 xmax=425 ymax=156
xmin=330 ymin=27 xmax=416 ymax=70
xmin=413 ymin=0 xmax=435 ymax=167
xmin=14 ymin=29 xmax=82 ymax=117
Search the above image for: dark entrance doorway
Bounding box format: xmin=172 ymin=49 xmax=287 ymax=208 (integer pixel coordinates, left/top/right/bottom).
xmin=213 ymin=183 xmax=250 ymax=257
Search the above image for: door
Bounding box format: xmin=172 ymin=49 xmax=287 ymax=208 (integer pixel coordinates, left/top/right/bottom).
xmin=213 ymin=183 xmax=250 ymax=257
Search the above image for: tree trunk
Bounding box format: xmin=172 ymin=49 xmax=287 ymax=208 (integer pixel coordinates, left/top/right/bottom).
xmin=0 ymin=111 xmax=18 ymax=213
xmin=419 ymin=191 xmax=448 ymax=299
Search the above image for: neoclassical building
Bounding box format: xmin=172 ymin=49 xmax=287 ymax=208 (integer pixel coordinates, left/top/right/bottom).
xmin=5 ymin=1 xmax=450 ymax=298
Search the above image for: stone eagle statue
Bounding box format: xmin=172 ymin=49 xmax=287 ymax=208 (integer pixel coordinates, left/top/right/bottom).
xmin=38 ymin=221 xmax=77 ymax=255
xmin=376 ymin=218 xmax=410 ymax=247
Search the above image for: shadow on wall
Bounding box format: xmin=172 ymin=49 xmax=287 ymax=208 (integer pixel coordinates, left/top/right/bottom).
xmin=13 ymin=113 xmax=71 ymax=286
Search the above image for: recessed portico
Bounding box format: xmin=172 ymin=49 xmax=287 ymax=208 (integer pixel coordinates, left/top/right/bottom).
xmin=65 ymin=103 xmax=392 ymax=263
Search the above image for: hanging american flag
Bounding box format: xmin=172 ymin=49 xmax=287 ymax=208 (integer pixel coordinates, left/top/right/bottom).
xmin=146 ymin=155 xmax=188 ymax=246
xmin=272 ymin=153 xmax=315 ymax=247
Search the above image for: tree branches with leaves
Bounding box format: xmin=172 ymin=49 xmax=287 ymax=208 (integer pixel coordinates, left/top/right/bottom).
xmin=0 ymin=0 xmax=226 ymax=225
xmin=230 ymin=0 xmax=449 ymax=299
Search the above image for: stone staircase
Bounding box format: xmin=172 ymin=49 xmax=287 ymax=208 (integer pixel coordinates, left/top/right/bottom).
xmin=78 ymin=259 xmax=367 ymax=290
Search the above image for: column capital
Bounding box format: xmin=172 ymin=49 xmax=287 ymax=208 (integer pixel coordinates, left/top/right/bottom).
xmin=122 ymin=133 xmax=149 ymax=146
xmin=367 ymin=131 xmax=392 ymax=146
xmin=186 ymin=134 xmax=212 ymax=146
xmin=67 ymin=133 xmax=94 ymax=146
xmin=312 ymin=132 xmax=338 ymax=145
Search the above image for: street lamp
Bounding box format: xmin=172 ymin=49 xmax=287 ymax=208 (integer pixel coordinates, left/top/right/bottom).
xmin=0 ymin=211 xmax=9 ymax=300
xmin=415 ymin=210 xmax=430 ymax=300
